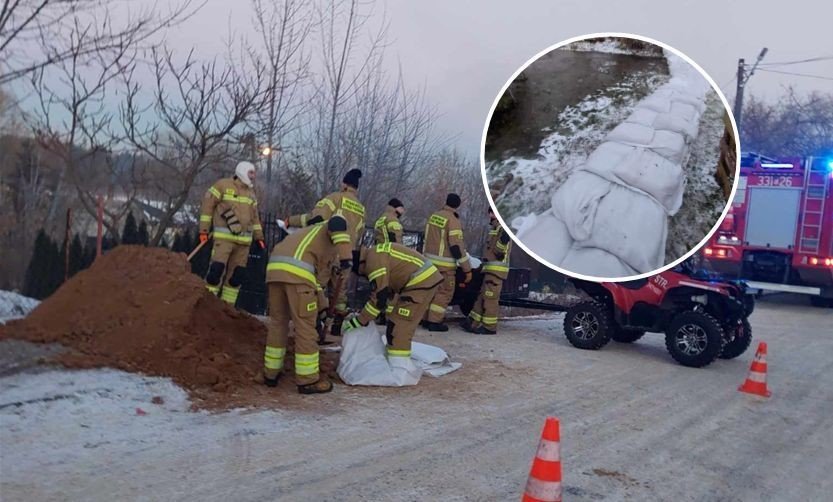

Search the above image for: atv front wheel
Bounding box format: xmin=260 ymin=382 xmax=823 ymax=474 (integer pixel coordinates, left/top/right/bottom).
xmin=719 ymin=317 xmax=752 ymax=359
xmin=610 ymin=327 xmax=645 ymax=343
xmin=664 ymin=311 xmax=724 ymax=368
xmin=563 ymin=300 xmax=612 ymax=350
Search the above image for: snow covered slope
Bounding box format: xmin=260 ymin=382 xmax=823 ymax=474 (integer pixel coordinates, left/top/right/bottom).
xmin=0 ymin=291 xmax=39 ymax=324
xmin=514 ymin=52 xmax=711 ymax=278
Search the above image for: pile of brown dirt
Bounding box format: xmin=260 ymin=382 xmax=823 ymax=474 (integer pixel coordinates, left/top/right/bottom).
xmin=0 ymin=246 xmax=337 ymax=406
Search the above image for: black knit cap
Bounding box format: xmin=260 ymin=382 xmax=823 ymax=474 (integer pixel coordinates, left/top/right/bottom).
xmin=388 ymin=198 xmax=404 ymax=209
xmin=446 ymin=193 xmax=461 ymax=209
xmin=343 ymin=169 xmax=362 ymax=188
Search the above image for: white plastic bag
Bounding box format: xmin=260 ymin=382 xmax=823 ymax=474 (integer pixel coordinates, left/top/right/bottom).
xmin=516 ymin=209 xmax=574 ymax=265
xmin=337 ymin=325 xmax=421 ymax=386
xmin=551 ymin=171 xmax=611 ymax=241
xmin=560 ymin=246 xmax=637 ymax=278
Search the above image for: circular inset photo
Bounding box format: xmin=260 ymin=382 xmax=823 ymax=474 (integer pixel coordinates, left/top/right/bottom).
xmin=483 ymin=33 xmax=739 ymax=281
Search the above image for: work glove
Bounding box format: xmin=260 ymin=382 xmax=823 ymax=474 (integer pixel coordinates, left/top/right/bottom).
xmin=257 ymin=240 xmax=266 ymax=250
xmin=339 ymin=259 xmax=353 ymax=270
xmin=199 ymin=232 xmax=209 ymax=244
xmin=464 ymin=270 xmax=473 ymax=283
xmin=343 ymin=316 xmax=365 ymax=333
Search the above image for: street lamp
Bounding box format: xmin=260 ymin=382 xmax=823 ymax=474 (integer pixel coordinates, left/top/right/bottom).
xmin=261 ymin=146 xmax=272 ymax=157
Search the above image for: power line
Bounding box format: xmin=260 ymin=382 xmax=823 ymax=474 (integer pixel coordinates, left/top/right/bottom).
xmin=757 ymin=68 xmax=833 ymax=81
xmin=756 ymin=55 xmax=833 ymax=67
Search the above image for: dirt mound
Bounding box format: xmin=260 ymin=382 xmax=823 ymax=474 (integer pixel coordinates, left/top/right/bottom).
xmin=0 ymin=246 xmax=337 ymax=406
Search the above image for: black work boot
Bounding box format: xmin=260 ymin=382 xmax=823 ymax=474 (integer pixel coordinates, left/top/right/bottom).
xmin=460 ymin=317 xmax=476 ymax=333
xmin=297 ymin=377 xmax=333 ymax=395
xmin=264 ymin=374 xmax=280 ymax=387
xmin=475 ymin=325 xmax=497 ymax=335
xmin=426 ymin=321 xmax=449 ymax=332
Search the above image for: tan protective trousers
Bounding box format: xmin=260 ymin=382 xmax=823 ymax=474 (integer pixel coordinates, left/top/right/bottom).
xmin=317 ymin=263 xmax=349 ymax=314
xmin=206 ymin=240 xmax=250 ymax=306
xmin=468 ymin=275 xmax=504 ymax=330
xmin=425 ymin=269 xmax=455 ymax=323
xmin=263 ymin=282 xmax=320 ymax=384
xmin=387 ymin=285 xmax=438 ymax=356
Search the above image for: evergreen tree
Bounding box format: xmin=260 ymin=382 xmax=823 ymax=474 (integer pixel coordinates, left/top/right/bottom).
xmin=23 ymin=229 xmax=63 ymax=299
xmin=172 ymin=232 xmax=184 ymax=253
xmin=68 ymin=234 xmax=85 ymax=277
xmin=122 ymin=213 xmax=139 ymax=244
xmin=137 ymin=220 xmax=149 ymax=246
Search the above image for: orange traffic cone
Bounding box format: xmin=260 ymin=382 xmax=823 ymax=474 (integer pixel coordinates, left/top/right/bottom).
xmin=522 ymin=417 xmax=562 ymax=502
xmin=738 ymin=341 xmax=772 ymax=397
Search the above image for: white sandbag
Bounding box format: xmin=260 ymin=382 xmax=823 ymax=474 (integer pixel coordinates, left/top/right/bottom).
xmin=561 ymin=246 xmax=638 ymax=278
xmin=511 ymin=213 xmax=537 ymax=233
xmin=653 ymin=112 xmax=699 ymax=141
xmin=611 ymin=148 xmax=686 ymax=215
xmin=606 ymin=122 xmax=655 ymax=145
xmin=337 ymin=325 xmax=422 ymax=386
xmin=653 ymin=87 xmax=706 ymax=113
xmin=582 ymin=141 xmax=633 ymax=178
xmin=516 ymin=209 xmax=574 ymax=265
xmin=411 ymin=342 xmax=462 ymax=377
xmin=551 ymin=171 xmax=611 ymax=241
xmin=576 ymin=183 xmax=668 ymax=272
xmin=669 ymin=101 xmax=699 ymax=123
xmin=636 ymin=95 xmax=672 ymax=113
xmin=647 ymin=130 xmax=687 ymax=164
xmin=625 ymin=108 xmax=658 ymax=127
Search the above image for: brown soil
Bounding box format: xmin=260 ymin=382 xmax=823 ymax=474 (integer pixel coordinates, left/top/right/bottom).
xmin=0 ymin=246 xmax=338 ymax=409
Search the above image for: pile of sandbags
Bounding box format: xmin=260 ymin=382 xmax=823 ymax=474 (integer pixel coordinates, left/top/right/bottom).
xmin=514 ymin=53 xmax=709 ymax=277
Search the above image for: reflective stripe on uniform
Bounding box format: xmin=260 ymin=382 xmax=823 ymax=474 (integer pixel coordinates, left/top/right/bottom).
xmin=448 ymin=229 xmax=463 ymax=238
xmin=390 ymin=249 xmax=423 ymax=267
xmin=295 ymin=225 xmax=323 ymax=259
xmin=481 ymin=315 xmax=498 ymax=326
xmin=387 ymin=348 xmax=411 ymax=358
xmin=267 ymin=256 xmax=317 ymax=285
xmin=221 ymin=286 xmax=239 ymax=304
xmin=206 ymin=284 xmax=220 ymax=295
xmin=341 ymin=198 xmax=365 ymax=216
xmin=294 ymin=352 xmax=319 ymax=376
xmin=483 ymin=261 xmax=509 ymax=273
xmin=429 ymin=304 xmax=445 ymax=313
xmin=316 ymin=198 xmax=337 ymax=212
xmin=385 ymin=305 xmax=394 ymax=314
xmin=405 ymin=262 xmax=438 ymax=288
xmin=388 ymin=221 xmax=402 ymax=230
xmin=469 ymin=311 xmax=482 ymax=322
xmin=208 ymin=187 xmax=221 ymax=199
xmin=363 ymin=303 xmax=381 ymax=317
xmin=200 ymin=214 xmax=212 ymax=222
xmin=425 ymin=253 xmax=456 ymax=268
xmin=222 ymin=193 xmax=255 ymax=205
xmin=252 ymin=224 xmax=262 ymax=231
xmin=495 ymin=240 xmax=509 ymax=252
xmin=331 ymin=232 xmax=351 ymax=244
xmin=368 ymin=267 xmax=387 ymax=281
xmin=264 ymin=346 xmax=286 ymax=370
xmin=213 ymin=227 xmax=253 ymax=244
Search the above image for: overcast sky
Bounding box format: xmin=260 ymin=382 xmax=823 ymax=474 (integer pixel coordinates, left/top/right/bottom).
xmin=161 ymin=0 xmax=833 ymax=154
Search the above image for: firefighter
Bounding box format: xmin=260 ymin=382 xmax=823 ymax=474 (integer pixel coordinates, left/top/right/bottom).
xmin=284 ymin=169 xmax=366 ymax=332
xmin=343 ymin=242 xmax=442 ymax=360
xmin=462 ymin=206 xmax=512 ymax=335
xmin=198 ymin=161 xmax=265 ymax=306
xmin=420 ymin=193 xmax=472 ymax=332
xmin=373 ymin=198 xmax=405 ymax=244
xmin=262 ymin=215 xmax=353 ymax=394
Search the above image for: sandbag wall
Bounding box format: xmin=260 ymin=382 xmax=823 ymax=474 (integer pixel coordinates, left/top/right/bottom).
xmin=513 ymin=52 xmax=710 ymax=277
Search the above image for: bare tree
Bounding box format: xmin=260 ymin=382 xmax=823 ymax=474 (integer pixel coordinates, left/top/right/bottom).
xmin=0 ymin=0 xmax=201 ymax=85
xmin=247 ymin=0 xmax=312 ymax=212
xmin=28 ymin=21 xmax=141 ymax=241
xmin=120 ymin=46 xmax=267 ymax=245
xmin=742 ymin=88 xmax=833 ymax=157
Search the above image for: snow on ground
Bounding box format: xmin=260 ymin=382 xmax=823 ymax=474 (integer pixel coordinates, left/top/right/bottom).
xmin=565 ymin=39 xmax=663 ymax=58
xmin=487 ymin=69 xmax=668 ymax=222
xmin=667 ymin=91 xmax=727 ymax=261
xmin=0 ymin=291 xmax=39 ymax=324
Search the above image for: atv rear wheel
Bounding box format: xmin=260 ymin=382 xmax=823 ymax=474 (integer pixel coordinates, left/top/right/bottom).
xmin=664 ymin=311 xmax=724 ymax=368
xmin=563 ymin=300 xmax=612 ymax=350
xmin=610 ymin=327 xmax=645 ymax=343
xmin=719 ymin=317 xmax=752 ymax=360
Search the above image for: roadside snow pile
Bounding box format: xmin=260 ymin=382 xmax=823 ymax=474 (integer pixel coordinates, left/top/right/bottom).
xmin=514 ymin=52 xmax=710 ymax=278
xmin=566 ymin=39 xmax=664 ymax=57
xmin=0 ymin=290 xmax=39 ymax=324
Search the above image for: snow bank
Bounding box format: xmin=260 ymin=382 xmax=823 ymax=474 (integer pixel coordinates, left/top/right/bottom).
xmin=0 ymin=290 xmax=39 ymax=324
xmin=516 ymin=52 xmax=709 ymax=278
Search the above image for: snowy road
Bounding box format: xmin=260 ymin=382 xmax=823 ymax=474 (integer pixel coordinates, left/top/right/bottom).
xmin=2 ymin=297 xmax=832 ymax=501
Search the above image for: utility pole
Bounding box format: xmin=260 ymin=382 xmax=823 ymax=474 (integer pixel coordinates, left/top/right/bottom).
xmin=733 ymin=47 xmax=768 ymax=130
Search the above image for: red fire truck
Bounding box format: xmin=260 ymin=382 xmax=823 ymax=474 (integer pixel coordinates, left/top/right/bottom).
xmin=702 ymin=153 xmax=833 ymax=307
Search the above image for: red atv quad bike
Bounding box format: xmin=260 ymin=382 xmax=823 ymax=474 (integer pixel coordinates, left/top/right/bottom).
xmin=565 ymin=264 xmax=755 ymax=368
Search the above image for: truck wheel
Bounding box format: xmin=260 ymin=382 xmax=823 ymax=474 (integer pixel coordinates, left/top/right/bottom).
xmin=664 ymin=311 xmax=725 ymax=368
xmin=719 ymin=317 xmax=752 ymax=359
xmin=809 ymin=296 xmax=833 ymax=308
xmin=563 ymin=300 xmax=612 ymax=350
xmin=611 ymin=327 xmax=645 ymax=343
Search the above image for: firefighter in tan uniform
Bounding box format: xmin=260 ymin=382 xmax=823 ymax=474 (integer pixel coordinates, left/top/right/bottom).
xmin=199 ymin=161 xmax=265 ymax=306
xmin=343 ymin=242 xmax=442 ymax=358
xmin=462 ymin=206 xmax=512 ymax=335
xmin=420 ymin=193 xmax=472 ymax=332
xmin=284 ymin=169 xmax=365 ymax=331
xmin=262 ymin=215 xmax=353 ymax=394
xmin=373 ymin=198 xmax=405 ymax=244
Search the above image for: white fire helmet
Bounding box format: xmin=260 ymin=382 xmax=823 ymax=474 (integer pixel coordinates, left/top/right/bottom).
xmin=235 ymin=161 xmax=255 ymax=187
